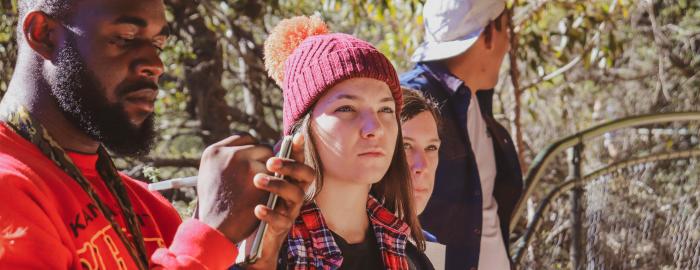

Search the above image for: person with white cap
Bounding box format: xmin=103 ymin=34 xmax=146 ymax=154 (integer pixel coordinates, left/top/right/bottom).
xmin=400 ymin=0 xmax=524 ymax=269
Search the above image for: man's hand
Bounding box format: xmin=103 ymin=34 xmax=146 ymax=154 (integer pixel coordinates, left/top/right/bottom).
xmin=196 ymin=132 xmax=315 ymax=269
xmin=196 ymin=134 xmax=273 ymax=243
xmin=245 ymin=133 xmax=315 ymax=269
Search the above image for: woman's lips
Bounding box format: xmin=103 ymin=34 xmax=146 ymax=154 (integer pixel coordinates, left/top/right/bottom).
xmin=358 ymin=151 xmax=386 ymax=157
xmin=358 ymin=146 xmax=386 ymax=157
xmin=414 ymin=187 xmax=430 ymax=194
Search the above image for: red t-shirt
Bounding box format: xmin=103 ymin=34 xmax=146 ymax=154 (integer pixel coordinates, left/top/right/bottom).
xmin=0 ymin=123 xmax=238 ymax=269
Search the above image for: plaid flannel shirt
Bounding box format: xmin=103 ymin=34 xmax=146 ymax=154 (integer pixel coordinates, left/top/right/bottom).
xmin=286 ymin=195 xmax=410 ymax=270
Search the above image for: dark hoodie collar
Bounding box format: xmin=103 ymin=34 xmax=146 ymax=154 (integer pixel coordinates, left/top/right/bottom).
xmin=421 ymin=61 xmax=464 ymax=95
xmin=418 ymin=62 xmax=495 ymax=117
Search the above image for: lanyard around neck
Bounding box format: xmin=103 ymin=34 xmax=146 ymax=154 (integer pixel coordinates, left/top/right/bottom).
xmin=1 ymin=105 xmax=149 ymax=269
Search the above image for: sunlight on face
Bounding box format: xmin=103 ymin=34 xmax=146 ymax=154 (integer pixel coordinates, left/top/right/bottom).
xmin=402 ymin=111 xmax=440 ymax=214
xmin=310 ymin=78 xmax=399 ymax=186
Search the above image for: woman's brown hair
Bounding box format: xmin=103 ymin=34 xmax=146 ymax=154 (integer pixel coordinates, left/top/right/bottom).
xmin=290 ymin=109 xmax=426 ymax=251
xmin=400 ymin=87 xmax=441 ymax=127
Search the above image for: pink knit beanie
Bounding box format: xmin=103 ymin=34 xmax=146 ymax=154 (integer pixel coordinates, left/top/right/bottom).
xmin=264 ymin=16 xmax=402 ymax=135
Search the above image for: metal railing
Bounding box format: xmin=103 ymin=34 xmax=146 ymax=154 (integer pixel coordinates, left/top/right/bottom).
xmin=508 ymin=112 xmax=700 ymax=268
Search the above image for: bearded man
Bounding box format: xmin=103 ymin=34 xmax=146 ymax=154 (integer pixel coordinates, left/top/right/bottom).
xmin=0 ymin=0 xmax=313 ymax=269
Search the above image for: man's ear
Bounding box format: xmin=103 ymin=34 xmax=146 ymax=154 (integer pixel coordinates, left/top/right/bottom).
xmin=23 ymin=11 xmax=61 ymax=60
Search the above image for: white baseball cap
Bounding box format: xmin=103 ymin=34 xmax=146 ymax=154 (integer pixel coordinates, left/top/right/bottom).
xmin=411 ymin=0 xmax=506 ymax=62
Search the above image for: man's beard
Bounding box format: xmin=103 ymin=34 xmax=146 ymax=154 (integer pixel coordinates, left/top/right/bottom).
xmin=50 ymin=34 xmax=156 ymax=157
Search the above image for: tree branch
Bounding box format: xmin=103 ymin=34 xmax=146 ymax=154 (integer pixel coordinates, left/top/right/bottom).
xmin=518 ymin=54 xmax=583 ymax=91
xmin=517 ymin=0 xmax=618 ymax=92
xmin=227 ymin=106 xmax=280 ymax=142
xmin=646 ymin=0 xmax=671 ymax=104
xmin=508 ymin=6 xmax=527 ymax=173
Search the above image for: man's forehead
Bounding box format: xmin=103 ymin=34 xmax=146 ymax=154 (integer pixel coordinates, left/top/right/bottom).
xmin=75 ymin=0 xmax=166 ymax=27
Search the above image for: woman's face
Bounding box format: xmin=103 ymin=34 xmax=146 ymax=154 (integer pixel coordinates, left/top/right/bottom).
xmin=402 ymin=111 xmax=440 ymax=215
xmin=310 ymin=78 xmax=398 ymax=186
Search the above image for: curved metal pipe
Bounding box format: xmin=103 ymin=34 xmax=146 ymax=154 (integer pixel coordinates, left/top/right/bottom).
xmin=510 ymin=148 xmax=700 ymax=264
xmin=510 ymin=112 xmax=700 ymax=233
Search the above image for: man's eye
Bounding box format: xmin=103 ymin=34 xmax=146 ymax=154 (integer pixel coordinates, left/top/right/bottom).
xmin=113 ymin=37 xmax=135 ymax=47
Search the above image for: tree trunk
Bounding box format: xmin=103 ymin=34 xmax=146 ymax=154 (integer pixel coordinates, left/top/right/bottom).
xmin=168 ymin=0 xmax=233 ymax=145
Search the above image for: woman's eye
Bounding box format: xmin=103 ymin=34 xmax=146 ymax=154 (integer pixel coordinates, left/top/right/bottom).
xmin=403 ymin=143 xmax=412 ymax=150
xmin=380 ymin=106 xmax=395 ymax=113
xmin=426 ymin=145 xmax=439 ymax=151
xmin=335 ymin=106 xmax=354 ymax=112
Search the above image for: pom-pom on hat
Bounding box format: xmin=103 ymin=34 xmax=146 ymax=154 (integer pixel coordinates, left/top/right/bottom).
xmin=264 ymin=15 xmax=402 ymax=135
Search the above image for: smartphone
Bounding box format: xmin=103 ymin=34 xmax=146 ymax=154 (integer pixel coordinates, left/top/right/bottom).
xmin=235 ymin=135 xmax=294 ymax=265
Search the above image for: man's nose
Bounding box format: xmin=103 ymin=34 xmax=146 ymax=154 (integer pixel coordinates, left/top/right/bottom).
xmin=133 ymin=46 xmax=164 ymax=82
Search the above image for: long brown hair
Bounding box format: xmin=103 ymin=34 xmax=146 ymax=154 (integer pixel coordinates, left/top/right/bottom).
xmin=291 ymin=111 xmax=426 ymax=251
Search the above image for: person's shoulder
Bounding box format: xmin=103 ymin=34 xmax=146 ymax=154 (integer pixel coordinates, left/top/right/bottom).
xmin=0 ymin=123 xmax=38 ymax=158
xmin=405 ymin=241 xmax=436 ymax=270
xmin=422 ymin=230 xmax=438 ymax=242
xmin=119 ymin=173 xmax=183 ymax=240
xmin=120 ymin=173 xmax=149 ymax=190
xmin=0 ymin=148 xmax=55 ymax=200
xmin=400 ymin=64 xmax=450 ymax=102
xmin=0 ymin=125 xmax=56 ymax=187
xmin=0 ymin=160 xmax=38 ymax=187
xmin=399 ymin=64 xmax=432 ymax=89
xmin=119 ymin=173 xmax=179 ymax=212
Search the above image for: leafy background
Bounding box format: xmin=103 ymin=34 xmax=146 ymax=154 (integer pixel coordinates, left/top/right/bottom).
xmin=1 ymin=0 xmax=698 ymax=268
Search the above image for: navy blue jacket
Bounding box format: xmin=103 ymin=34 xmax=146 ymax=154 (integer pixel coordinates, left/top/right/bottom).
xmin=400 ymin=62 xmax=523 ymax=270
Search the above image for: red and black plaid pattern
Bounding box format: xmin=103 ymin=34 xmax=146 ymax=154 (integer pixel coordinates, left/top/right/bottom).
xmin=286 ymin=195 xmax=410 ymax=270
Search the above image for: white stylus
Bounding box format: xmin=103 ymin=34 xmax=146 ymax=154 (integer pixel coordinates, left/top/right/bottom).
xmin=147 ymin=176 xmax=197 ymax=191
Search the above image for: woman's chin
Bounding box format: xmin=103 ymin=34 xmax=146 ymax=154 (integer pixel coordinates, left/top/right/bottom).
xmin=354 ymin=174 xmax=385 ymax=185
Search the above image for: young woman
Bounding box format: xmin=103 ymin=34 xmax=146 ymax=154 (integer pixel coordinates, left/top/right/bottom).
xmin=400 ymin=87 xmax=443 ymax=269
xmin=263 ymin=16 xmax=426 ymax=269
xmin=400 ymin=88 xmax=441 ymax=220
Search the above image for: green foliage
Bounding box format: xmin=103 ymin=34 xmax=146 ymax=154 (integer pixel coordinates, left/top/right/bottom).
xmin=142 ymin=166 xmax=162 ymax=183
xmin=0 ymin=1 xmax=698 ymax=267
xmin=0 ymin=1 xmax=17 ymax=97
